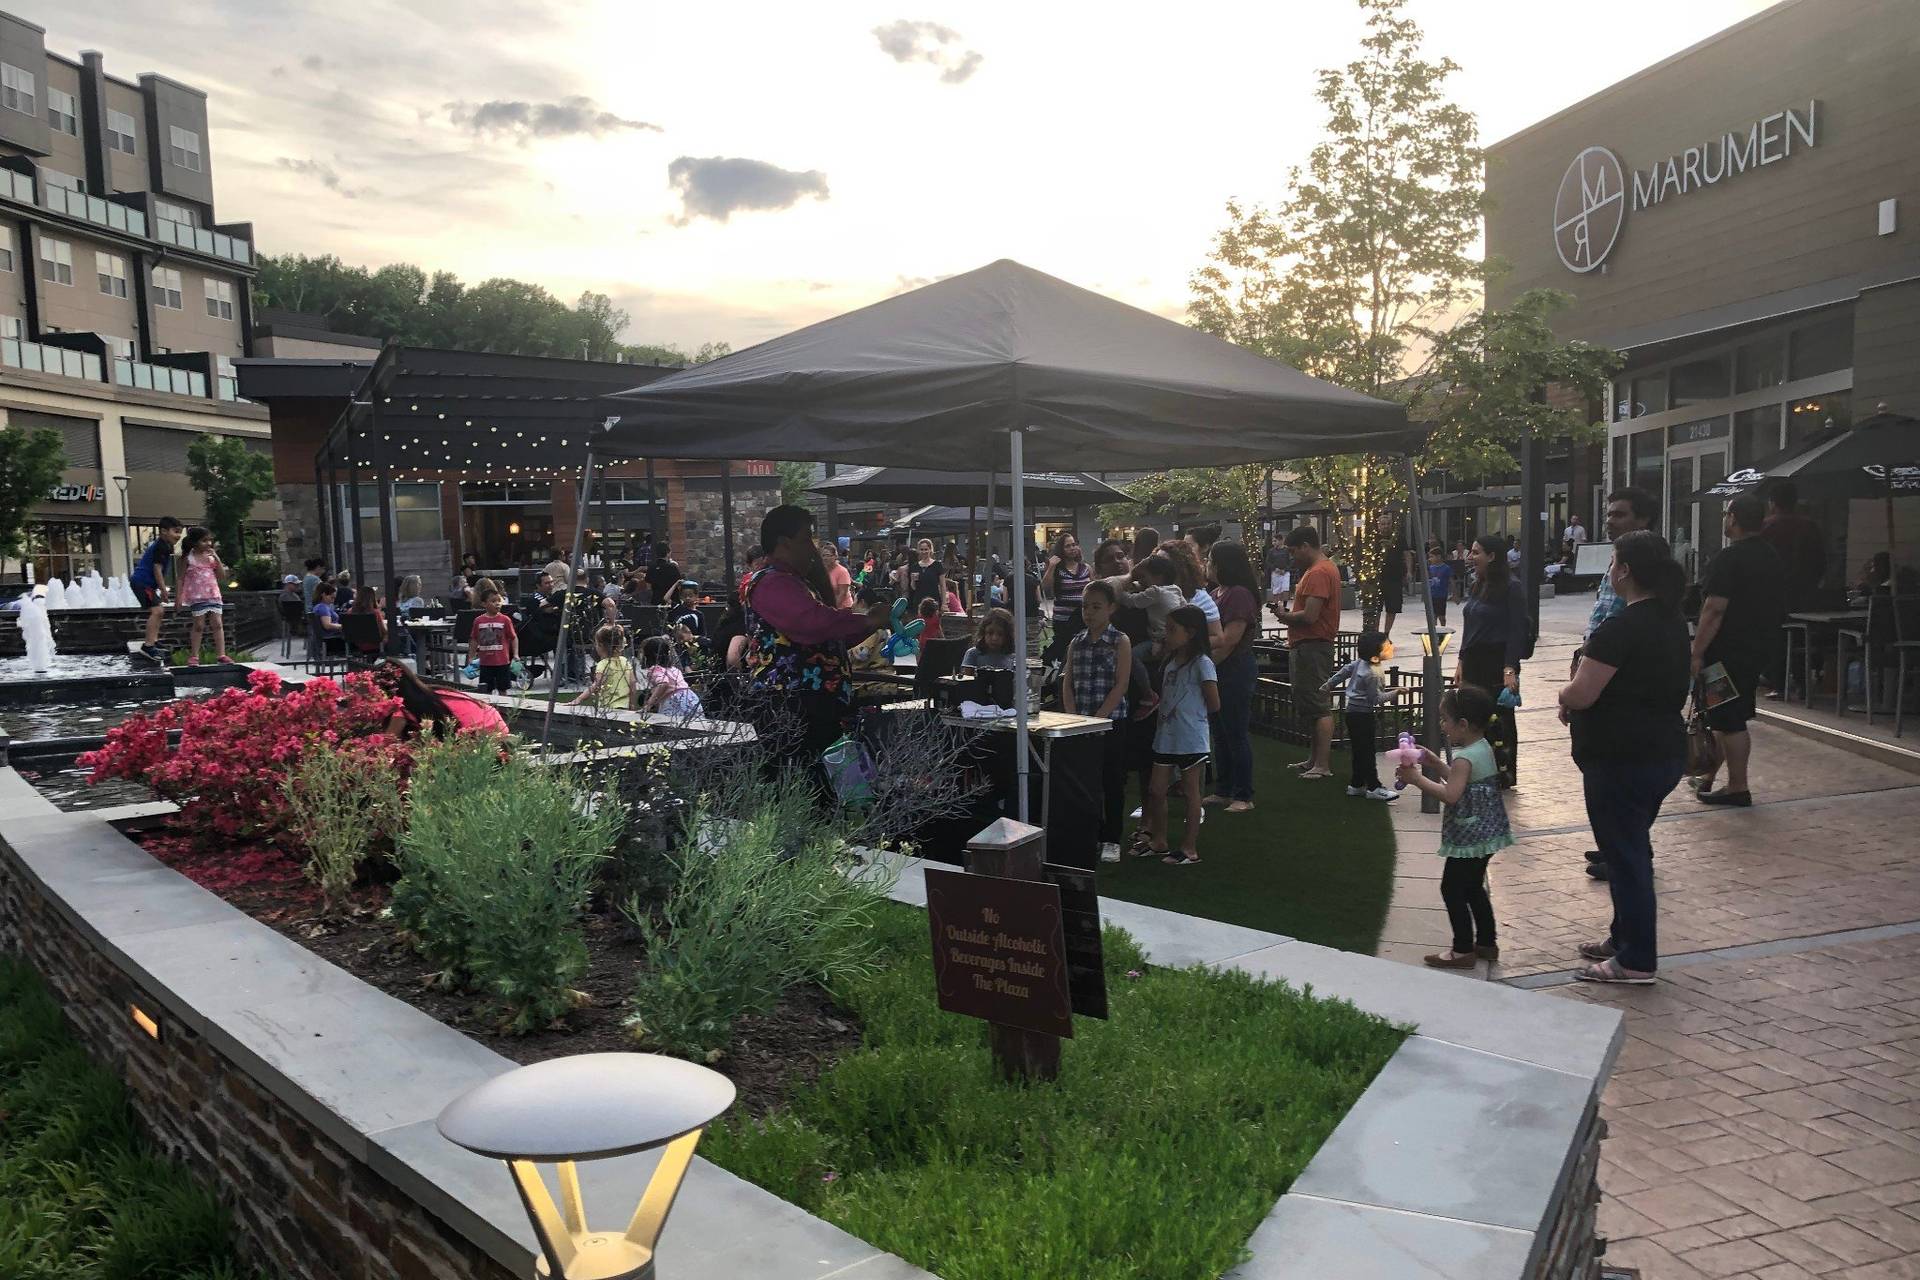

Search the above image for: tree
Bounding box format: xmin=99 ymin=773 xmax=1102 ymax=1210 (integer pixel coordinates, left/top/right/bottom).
xmin=0 ymin=427 xmax=66 ymax=561
xmin=776 ymin=461 xmax=813 ymax=507
xmin=1189 ymin=0 xmax=1481 ymax=603
xmin=1097 ymin=466 xmax=1267 ymax=539
xmin=186 ymin=435 xmax=276 ymax=563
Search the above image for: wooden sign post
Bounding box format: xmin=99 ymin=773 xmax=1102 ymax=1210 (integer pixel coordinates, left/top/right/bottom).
xmin=925 ymin=818 xmax=1072 ymax=1082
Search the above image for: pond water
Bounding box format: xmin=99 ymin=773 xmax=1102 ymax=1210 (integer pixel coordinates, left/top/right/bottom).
xmin=19 ymin=767 xmax=157 ymax=812
xmin=0 ymin=653 xmax=147 ymax=683
xmin=0 ymin=686 xmax=215 ymax=743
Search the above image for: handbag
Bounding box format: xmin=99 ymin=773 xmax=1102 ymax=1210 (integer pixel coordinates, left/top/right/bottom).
xmin=1685 ymin=684 xmax=1721 ymax=778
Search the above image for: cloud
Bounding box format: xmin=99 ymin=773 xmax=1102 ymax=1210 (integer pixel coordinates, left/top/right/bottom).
xmin=275 ymin=157 xmax=373 ymax=199
xmin=872 ymin=19 xmax=983 ymax=84
xmin=447 ymin=96 xmax=662 ymax=142
xmin=667 ymin=156 xmax=829 ymax=224
xmin=301 ymin=53 xmax=325 ymax=71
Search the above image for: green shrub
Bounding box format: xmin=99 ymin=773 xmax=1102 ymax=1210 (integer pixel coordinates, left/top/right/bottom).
xmin=0 ymin=956 xmax=253 ymax=1280
xmin=394 ymin=736 xmax=619 ymax=1033
xmin=282 ymin=739 xmax=407 ymax=907
xmin=702 ymin=906 xmax=1406 ymax=1280
xmin=623 ymin=782 xmax=896 ymax=1060
xmin=231 ymin=556 xmax=279 ymax=592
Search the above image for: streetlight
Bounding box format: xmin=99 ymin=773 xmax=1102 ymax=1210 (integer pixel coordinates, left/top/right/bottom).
xmin=111 ymin=475 xmax=131 ymax=577
xmin=436 ymin=1053 xmax=734 ymax=1280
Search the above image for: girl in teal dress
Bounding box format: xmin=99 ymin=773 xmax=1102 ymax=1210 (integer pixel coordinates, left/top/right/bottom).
xmin=1397 ymin=685 xmax=1514 ymax=969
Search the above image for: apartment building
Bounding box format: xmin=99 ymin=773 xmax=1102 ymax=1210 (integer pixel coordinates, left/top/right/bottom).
xmin=0 ymin=9 xmax=271 ymax=582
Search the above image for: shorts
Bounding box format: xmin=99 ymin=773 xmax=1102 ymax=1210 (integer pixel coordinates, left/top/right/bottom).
xmin=1152 ymin=751 xmax=1209 ymax=772
xmin=133 ymin=582 xmax=161 ymax=609
xmin=1702 ymin=662 xmax=1758 ymax=733
xmin=1270 ymin=571 xmax=1291 ymax=596
xmin=1381 ymin=580 xmax=1404 ymax=614
xmin=188 ymin=599 xmax=223 ymax=616
xmin=477 ymin=664 xmax=514 ymax=694
xmin=1290 ymin=640 xmax=1335 ymax=716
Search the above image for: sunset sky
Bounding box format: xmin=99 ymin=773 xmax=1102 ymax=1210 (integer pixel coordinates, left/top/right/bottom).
xmin=53 ymin=0 xmax=1777 ymax=350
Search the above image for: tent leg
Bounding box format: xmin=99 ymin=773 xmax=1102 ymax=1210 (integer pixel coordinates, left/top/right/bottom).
xmin=1404 ymin=454 xmax=1444 ymax=815
xmin=1010 ymin=433 xmax=1030 ymax=825
xmin=543 ymin=450 xmax=598 ymax=752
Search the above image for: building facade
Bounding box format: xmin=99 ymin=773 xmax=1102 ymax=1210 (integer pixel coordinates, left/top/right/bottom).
xmin=0 ymin=9 xmax=269 ymax=582
xmin=1486 ymin=0 xmax=1920 ymax=579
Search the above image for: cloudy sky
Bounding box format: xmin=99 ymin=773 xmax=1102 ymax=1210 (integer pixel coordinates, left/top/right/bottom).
xmin=53 ymin=0 xmax=1775 ymax=350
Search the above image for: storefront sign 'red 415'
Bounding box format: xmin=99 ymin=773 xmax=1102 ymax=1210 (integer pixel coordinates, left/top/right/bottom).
xmin=48 ymin=483 xmax=104 ymax=502
xmin=1554 ymin=100 xmax=1820 ymax=274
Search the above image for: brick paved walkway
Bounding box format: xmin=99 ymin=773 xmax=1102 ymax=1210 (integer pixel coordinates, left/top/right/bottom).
xmin=1376 ymin=593 xmax=1920 ymax=1280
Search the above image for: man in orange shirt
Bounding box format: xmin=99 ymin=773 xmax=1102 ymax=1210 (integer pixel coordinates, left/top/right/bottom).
xmin=1270 ymin=526 xmax=1342 ymax=778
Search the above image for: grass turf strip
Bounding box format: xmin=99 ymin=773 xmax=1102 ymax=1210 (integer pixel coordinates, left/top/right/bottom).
xmin=704 ymin=905 xmax=1406 ymax=1280
xmin=0 ymin=956 xmax=252 ymax=1280
xmin=1095 ymin=733 xmax=1397 ymax=954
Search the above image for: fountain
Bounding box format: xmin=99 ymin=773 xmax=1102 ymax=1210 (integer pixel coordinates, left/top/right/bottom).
xmin=17 ymin=592 xmax=55 ymax=673
xmin=43 ymin=577 xmax=67 ymax=610
xmin=77 ymin=572 xmax=107 ymax=608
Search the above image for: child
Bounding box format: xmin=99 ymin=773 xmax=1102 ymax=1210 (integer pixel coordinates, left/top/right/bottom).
xmin=961 ymin=608 xmax=1018 ymax=672
xmin=467 ymin=588 xmax=519 ymax=694
xmin=916 ymin=596 xmax=943 ymax=641
xmin=1142 ymin=605 xmax=1218 ymax=866
xmin=1062 ymin=581 xmax=1133 ymax=864
xmin=1324 ymin=630 xmax=1397 ymax=800
xmin=1118 ymin=554 xmax=1185 ymax=659
xmin=641 ymin=635 xmax=704 ymax=718
xmin=1397 ymin=685 xmax=1512 ymax=969
xmin=132 ymin=516 xmax=185 ymax=661
xmin=177 ymin=527 xmax=233 ymax=665
xmin=570 ymin=624 xmax=638 ymax=711
xmin=1426 ymin=548 xmax=1453 ymax=627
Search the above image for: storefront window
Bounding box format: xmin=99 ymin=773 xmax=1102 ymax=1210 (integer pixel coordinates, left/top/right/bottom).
xmin=1733 ymin=405 xmax=1782 ymax=468
xmin=1629 ymin=427 xmax=1663 ymax=497
xmin=1787 ymin=389 xmax=1849 ymax=447
xmin=1734 ymin=338 xmax=1786 ymax=394
xmin=1611 ymin=436 xmax=1628 ymax=491
xmin=22 ymin=522 xmax=103 ymax=582
xmin=1628 ymin=374 xmax=1667 ymax=418
xmin=1788 ymin=313 xmax=1853 ymax=381
xmin=1669 ymin=353 xmax=1731 ymax=407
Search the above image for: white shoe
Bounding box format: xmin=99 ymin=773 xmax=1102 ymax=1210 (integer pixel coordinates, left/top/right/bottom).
xmin=1345 ymin=785 xmax=1365 ymax=797
xmin=1099 ymin=842 xmax=1121 ymax=863
xmin=1366 ymin=787 xmax=1400 ymax=801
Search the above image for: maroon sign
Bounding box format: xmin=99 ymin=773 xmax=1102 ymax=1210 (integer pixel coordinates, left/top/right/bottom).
xmin=925 ymin=867 xmax=1073 ymax=1039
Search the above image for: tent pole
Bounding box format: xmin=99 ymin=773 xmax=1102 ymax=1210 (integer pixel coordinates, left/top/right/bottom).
xmin=987 ymin=469 xmax=996 ymax=599
xmin=543 ymin=450 xmax=598 ymax=752
xmin=966 ymin=503 xmax=978 ymax=612
xmin=1404 ymin=454 xmax=1443 ymax=816
xmin=1009 ymin=433 xmax=1030 ymax=824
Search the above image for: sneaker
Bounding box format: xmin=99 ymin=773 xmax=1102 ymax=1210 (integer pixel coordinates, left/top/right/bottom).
xmin=1346 ymin=785 xmax=1366 ymax=797
xmin=140 ymin=643 xmax=167 ymax=661
xmin=1365 ymin=787 xmax=1400 ymax=801
xmin=1099 ymin=842 xmax=1121 ymax=863
xmin=1424 ymin=950 xmax=1476 ymax=969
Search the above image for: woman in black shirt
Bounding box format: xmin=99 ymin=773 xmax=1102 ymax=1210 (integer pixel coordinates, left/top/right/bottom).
xmin=1456 ymin=536 xmax=1528 ymax=787
xmin=1556 ymin=531 xmax=1691 ymax=985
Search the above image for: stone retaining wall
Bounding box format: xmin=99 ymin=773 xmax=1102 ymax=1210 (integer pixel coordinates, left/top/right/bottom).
xmin=1532 ymin=1103 xmax=1606 ymax=1280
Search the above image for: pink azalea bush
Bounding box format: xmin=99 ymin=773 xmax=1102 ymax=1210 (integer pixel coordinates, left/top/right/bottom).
xmin=78 ymin=668 xmax=408 ymax=846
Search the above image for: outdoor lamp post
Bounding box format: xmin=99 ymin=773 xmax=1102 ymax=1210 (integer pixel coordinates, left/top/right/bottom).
xmin=436 ymin=1053 xmax=735 ymax=1280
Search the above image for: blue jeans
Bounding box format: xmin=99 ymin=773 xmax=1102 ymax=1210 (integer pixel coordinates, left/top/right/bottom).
xmin=1581 ymin=755 xmax=1685 ymax=973
xmin=1212 ymin=649 xmax=1258 ymax=802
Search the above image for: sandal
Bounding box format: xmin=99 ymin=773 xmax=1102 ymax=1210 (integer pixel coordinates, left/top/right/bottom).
xmin=1576 ymin=940 xmax=1617 ymax=962
xmin=1298 ymin=769 xmax=1334 ymax=780
xmin=1575 ymin=958 xmax=1656 ymax=985
xmin=217 ymin=653 xmax=235 ymax=665
xmin=1288 ymin=759 xmax=1315 ymax=773
xmin=1162 ymin=851 xmax=1199 ymax=866
xmin=1226 ymin=800 xmax=1255 ymax=814
xmin=1129 ymin=831 xmax=1159 ymax=858
xmin=1200 ymin=794 xmax=1229 ymax=808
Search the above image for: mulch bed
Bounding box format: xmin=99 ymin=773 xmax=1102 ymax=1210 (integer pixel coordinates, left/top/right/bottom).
xmin=130 ymin=822 xmax=861 ymax=1117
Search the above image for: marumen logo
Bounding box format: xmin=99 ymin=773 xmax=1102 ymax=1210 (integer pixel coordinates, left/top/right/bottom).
xmin=1553 ymin=146 xmax=1625 ymax=273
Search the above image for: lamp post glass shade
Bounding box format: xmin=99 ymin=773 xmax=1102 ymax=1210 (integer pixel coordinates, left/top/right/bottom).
xmin=437 ymin=1053 xmax=736 ymax=1280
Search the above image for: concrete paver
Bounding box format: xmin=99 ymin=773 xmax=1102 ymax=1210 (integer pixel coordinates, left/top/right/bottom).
xmin=1376 ymin=592 xmax=1920 ymax=1280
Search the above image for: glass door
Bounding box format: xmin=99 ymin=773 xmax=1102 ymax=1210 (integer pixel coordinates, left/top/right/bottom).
xmin=1664 ymin=443 xmax=1730 ymax=582
xmin=1667 ymin=455 xmax=1698 ymax=580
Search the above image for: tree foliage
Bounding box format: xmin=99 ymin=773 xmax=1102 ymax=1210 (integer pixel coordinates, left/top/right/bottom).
xmin=777 ymin=461 xmax=814 ymax=507
xmin=253 ymin=253 xmax=730 ymax=366
xmin=0 ymin=427 xmax=65 ymax=561
xmin=185 ymin=433 xmax=276 ymax=560
xmin=1098 ymin=466 xmax=1270 ymax=539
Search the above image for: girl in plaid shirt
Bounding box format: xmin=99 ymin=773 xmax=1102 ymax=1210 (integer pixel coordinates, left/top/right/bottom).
xmin=1062 ymin=581 xmax=1133 ymax=863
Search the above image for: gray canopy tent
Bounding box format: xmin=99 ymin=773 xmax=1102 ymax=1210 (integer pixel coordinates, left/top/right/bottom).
xmin=597 ymin=259 xmax=1420 ymax=818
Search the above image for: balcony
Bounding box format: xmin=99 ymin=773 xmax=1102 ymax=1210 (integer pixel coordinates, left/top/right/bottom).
xmin=114 ymin=357 xmax=207 ymax=398
xmin=40 ymin=186 xmax=148 ymax=238
xmin=0 ymin=168 xmax=30 ymax=203
xmin=3 ymin=338 xmax=104 ymax=381
xmin=154 ymin=217 xmax=251 ymax=266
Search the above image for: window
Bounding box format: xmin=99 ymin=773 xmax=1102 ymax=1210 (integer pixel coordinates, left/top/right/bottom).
xmin=47 ymin=86 xmax=77 ymax=135
xmin=104 ymin=334 xmax=135 ymax=363
xmin=22 ymin=522 xmax=103 ymax=583
xmin=1789 ymin=313 xmax=1853 ymax=381
xmin=1 ymin=63 xmax=34 ymax=116
xmin=0 ymin=314 xmax=21 ymax=341
xmin=1734 ymin=338 xmax=1785 ymax=394
xmin=1733 ymin=405 xmax=1782 ymax=468
xmin=1788 ymin=390 xmax=1850 ymax=447
xmin=153 ymin=198 xmax=197 ymax=227
xmin=1629 ymin=427 xmax=1663 ymax=497
xmin=1669 ymin=353 xmax=1730 ymax=408
xmin=204 ymin=277 xmax=234 ymax=320
xmin=96 ymin=251 xmax=129 ymax=298
xmin=0 ymin=225 xmax=11 ymax=273
xmin=150 ymin=265 xmax=183 ymax=309
xmin=1627 ymin=374 xmax=1667 ymax=419
xmin=43 ymin=168 xmax=83 ymax=193
xmin=168 ymin=125 xmax=201 ymax=172
xmin=107 ymin=108 xmax=137 ymax=154
xmin=38 ymin=236 xmax=73 ymax=286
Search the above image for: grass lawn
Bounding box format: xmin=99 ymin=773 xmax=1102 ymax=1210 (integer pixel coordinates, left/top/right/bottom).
xmin=0 ymin=957 xmax=252 ymax=1280
xmin=1096 ymin=733 xmax=1398 ymax=953
xmin=704 ymin=905 xmax=1406 ymax=1280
